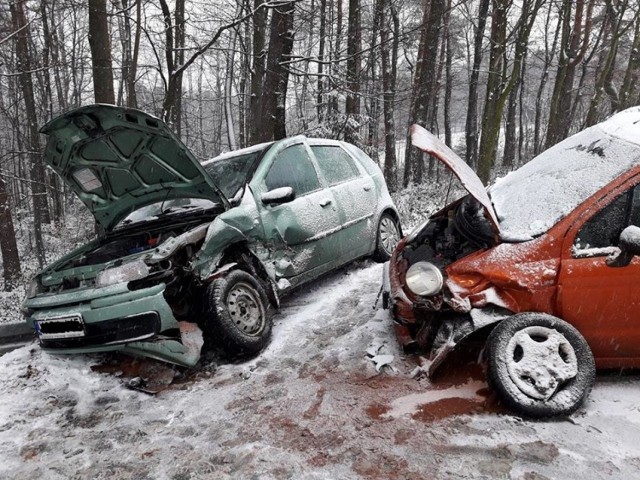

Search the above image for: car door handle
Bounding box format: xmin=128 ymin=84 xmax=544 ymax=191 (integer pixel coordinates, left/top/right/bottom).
xmin=320 ymin=199 xmax=332 ymax=207
xmin=363 ymin=185 xmax=372 ymax=191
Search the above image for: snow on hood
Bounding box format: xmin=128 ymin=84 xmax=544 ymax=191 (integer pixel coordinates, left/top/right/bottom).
xmin=490 ymin=107 xmax=640 ymax=241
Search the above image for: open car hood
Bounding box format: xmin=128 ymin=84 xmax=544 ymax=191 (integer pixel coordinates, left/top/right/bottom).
xmin=41 ymin=105 xmax=229 ymax=231
xmin=410 ymin=125 xmax=500 ymax=235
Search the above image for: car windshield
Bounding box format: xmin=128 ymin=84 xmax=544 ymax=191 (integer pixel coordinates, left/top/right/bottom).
xmin=203 ymin=149 xmax=266 ymax=201
xmin=116 ymin=198 xmax=218 ymax=229
xmin=489 ymin=114 xmax=640 ymax=242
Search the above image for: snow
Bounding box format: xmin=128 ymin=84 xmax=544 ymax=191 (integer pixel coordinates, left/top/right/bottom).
xmin=506 ymin=326 xmax=578 ymax=401
xmin=3 ymin=262 xmax=640 ymax=478
xmin=490 ymin=107 xmax=640 ymax=242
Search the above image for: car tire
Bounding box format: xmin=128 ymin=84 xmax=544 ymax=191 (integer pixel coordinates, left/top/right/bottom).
xmin=486 ymin=312 xmax=595 ymax=418
xmin=373 ymin=213 xmax=401 ymax=262
xmin=203 ymin=270 xmax=273 ymax=357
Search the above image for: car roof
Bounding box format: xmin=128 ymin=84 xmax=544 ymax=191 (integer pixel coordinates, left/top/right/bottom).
xmin=490 ymin=106 xmax=640 ymax=241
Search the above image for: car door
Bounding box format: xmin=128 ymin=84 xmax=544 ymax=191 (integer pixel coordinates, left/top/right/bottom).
xmin=310 ymin=142 xmax=377 ymax=259
xmin=558 ymin=180 xmax=640 ymax=361
xmin=253 ymin=139 xmax=342 ymax=282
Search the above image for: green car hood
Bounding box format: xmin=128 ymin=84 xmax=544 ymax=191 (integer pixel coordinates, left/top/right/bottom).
xmin=41 ymin=104 xmax=229 ymax=231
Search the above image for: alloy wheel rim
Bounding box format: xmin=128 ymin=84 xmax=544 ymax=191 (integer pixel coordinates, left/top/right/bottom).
xmin=379 ymin=217 xmax=400 ymax=254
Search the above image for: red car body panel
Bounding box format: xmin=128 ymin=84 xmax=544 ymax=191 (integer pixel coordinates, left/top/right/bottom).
xmin=387 ymin=122 xmax=640 ymax=371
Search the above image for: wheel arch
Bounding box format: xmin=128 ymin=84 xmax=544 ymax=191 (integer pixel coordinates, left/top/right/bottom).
xmin=379 ymin=207 xmax=403 ymax=237
xmin=210 ymin=242 xmax=280 ymax=309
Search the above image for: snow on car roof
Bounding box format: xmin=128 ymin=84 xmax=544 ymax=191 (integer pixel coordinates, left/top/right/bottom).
xmin=489 ymin=107 xmax=640 ymax=242
xmin=204 ymin=141 xmax=273 ymax=163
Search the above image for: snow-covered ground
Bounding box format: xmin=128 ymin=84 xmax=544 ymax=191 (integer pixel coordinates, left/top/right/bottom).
xmin=2 ymin=261 xmax=640 ymax=479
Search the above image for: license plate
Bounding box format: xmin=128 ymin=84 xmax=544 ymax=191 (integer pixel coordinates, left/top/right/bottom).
xmin=35 ymin=315 xmax=86 ymax=339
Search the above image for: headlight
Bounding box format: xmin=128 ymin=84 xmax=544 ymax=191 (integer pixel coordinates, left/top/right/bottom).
xmin=27 ymin=278 xmax=44 ymax=299
xmin=407 ymin=219 xmax=429 ymax=243
xmin=405 ymin=261 xmax=443 ymax=297
xmin=95 ymin=259 xmax=150 ymax=288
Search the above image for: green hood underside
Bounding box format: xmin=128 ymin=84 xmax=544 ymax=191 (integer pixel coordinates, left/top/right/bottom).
xmin=41 ymin=104 xmax=228 ymax=231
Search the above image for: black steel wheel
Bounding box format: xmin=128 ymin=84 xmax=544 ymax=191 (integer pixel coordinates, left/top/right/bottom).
xmin=203 ymin=270 xmax=272 ymax=357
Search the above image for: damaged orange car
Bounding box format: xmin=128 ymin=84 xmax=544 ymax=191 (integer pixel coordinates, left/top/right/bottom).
xmin=383 ymin=107 xmax=640 ymax=417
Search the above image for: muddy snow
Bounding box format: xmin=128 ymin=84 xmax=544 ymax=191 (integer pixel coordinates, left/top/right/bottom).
xmin=2 ymin=262 xmax=640 ymax=479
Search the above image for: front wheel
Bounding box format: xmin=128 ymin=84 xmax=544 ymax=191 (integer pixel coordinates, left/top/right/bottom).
xmin=486 ymin=313 xmax=595 ymax=418
xmin=373 ymin=213 xmax=401 ymax=262
xmin=202 ymin=270 xmax=273 ymax=357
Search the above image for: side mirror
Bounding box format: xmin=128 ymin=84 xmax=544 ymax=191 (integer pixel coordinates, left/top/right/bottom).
xmin=261 ymin=186 xmax=295 ymax=206
xmin=606 ymin=225 xmax=640 ymax=267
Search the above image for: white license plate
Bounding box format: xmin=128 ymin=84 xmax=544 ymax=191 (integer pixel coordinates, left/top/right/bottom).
xmin=36 ymin=315 xmax=85 ymax=339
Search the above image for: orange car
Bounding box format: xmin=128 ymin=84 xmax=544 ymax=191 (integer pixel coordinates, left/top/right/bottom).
xmin=383 ymin=107 xmax=640 ymax=417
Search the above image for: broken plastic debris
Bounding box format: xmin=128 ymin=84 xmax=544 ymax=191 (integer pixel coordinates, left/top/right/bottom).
xmin=371 ymin=354 xmax=394 ymax=372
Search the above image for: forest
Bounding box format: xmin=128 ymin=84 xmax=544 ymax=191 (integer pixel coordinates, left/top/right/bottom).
xmin=0 ymin=0 xmax=639 ymax=296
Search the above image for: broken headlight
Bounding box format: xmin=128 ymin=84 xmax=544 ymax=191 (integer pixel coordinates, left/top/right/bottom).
xmin=405 ymin=261 xmax=443 ymax=297
xmin=95 ymin=259 xmax=150 ymax=288
xmin=27 ymin=277 xmax=45 ymax=299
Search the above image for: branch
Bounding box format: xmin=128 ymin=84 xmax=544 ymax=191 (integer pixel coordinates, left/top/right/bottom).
xmin=173 ymin=0 xmax=299 ymax=78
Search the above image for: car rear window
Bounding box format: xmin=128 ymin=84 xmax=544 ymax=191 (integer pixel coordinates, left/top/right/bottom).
xmin=311 ymin=145 xmax=360 ymax=185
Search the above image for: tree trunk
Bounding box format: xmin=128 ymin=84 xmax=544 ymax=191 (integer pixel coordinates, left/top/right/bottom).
xmin=443 ymin=0 xmax=453 ymax=149
xmin=249 ymin=0 xmax=268 ymax=144
xmin=545 ymin=0 xmax=594 ymax=148
xmin=345 ymin=0 xmax=362 ymax=143
xmin=478 ymin=0 xmax=542 ymax=184
xmin=88 ymin=0 xmax=116 ymax=104
xmin=403 ymin=0 xmax=445 ymax=187
xmin=0 ymin=176 xmax=21 ymax=291
xmin=620 ymin=10 xmax=640 ymax=110
xmin=465 ymin=0 xmax=490 ymax=168
xmin=533 ymin=2 xmax=561 ymax=155
xmin=259 ymin=1 xmax=295 ymax=142
xmin=225 ymin=32 xmax=238 ymax=150
xmin=378 ymin=0 xmax=398 ymax=191
xmin=10 ymin=0 xmax=50 ymax=268
xmin=317 ymin=0 xmax=327 ymax=122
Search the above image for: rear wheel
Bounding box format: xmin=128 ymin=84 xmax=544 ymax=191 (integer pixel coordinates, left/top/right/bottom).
xmin=373 ymin=213 xmax=401 ymax=262
xmin=202 ymin=270 xmax=272 ymax=357
xmin=486 ymin=313 xmax=595 ymax=418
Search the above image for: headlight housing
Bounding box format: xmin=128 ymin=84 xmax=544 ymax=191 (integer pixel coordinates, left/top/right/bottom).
xmin=405 ymin=261 xmax=444 ymax=297
xmin=95 ymin=259 xmax=150 ymax=288
xmin=27 ymin=277 xmax=44 ymax=299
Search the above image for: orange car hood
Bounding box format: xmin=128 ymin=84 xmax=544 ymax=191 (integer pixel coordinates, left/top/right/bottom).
xmin=410 ymin=124 xmax=500 ymax=236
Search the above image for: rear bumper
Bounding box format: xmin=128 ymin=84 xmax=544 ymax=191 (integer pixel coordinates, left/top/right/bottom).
xmin=24 ymin=283 xmax=199 ymax=367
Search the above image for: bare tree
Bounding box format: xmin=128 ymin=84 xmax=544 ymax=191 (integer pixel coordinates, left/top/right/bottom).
xmin=88 ymin=0 xmax=116 ymax=104
xmin=10 ymin=0 xmax=50 ymax=268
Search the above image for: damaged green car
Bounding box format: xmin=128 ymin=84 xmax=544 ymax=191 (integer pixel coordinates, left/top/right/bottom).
xmin=24 ymin=105 xmax=401 ymax=367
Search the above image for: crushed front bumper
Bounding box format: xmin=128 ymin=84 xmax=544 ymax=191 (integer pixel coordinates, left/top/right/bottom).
xmin=24 ymin=283 xmax=200 ymax=367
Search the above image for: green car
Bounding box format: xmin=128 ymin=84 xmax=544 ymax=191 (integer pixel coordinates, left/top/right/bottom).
xmin=24 ymin=105 xmax=401 ymax=367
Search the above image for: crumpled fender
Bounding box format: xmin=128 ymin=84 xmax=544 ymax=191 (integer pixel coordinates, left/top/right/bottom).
xmin=146 ymin=223 xmax=210 ymax=263
xmin=425 ymin=306 xmax=512 ymax=376
xmin=444 ymin=240 xmax=560 ymax=315
xmin=191 ymin=214 xmax=280 ymax=308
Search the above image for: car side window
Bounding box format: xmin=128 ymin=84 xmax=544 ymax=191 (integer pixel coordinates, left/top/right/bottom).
xmin=311 ymin=145 xmax=360 ymax=185
xmin=573 ymin=186 xmax=638 ymax=256
xmin=265 ymin=144 xmax=320 ymax=196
